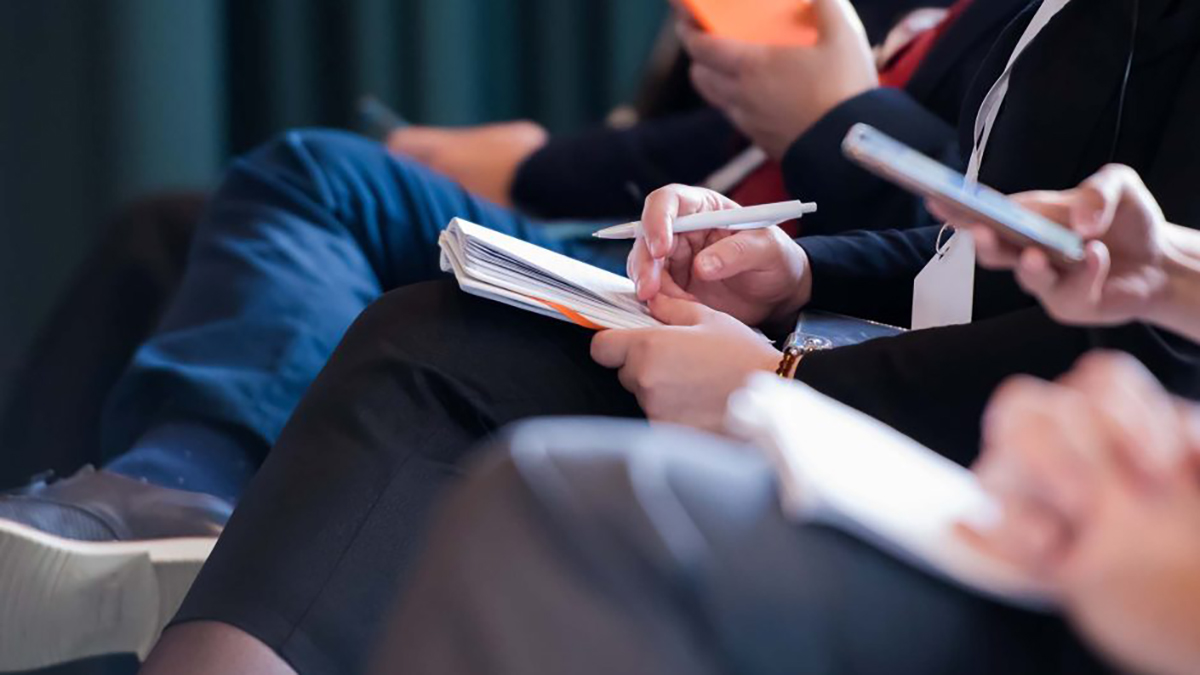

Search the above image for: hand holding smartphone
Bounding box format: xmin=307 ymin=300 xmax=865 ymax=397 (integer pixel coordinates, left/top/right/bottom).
xmin=842 ymin=123 xmax=1086 ymax=264
xmin=676 ymin=0 xmax=819 ymax=46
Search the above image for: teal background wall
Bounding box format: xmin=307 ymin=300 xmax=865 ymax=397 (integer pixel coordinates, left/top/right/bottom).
xmin=0 ymin=0 xmax=667 ymax=399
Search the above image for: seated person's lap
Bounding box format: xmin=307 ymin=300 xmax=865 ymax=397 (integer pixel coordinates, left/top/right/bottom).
xmin=173 ymin=279 xmax=641 ymax=672
xmin=380 ymin=419 xmax=1106 ymax=675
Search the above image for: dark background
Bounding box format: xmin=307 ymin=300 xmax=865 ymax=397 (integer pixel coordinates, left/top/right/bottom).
xmin=0 ymin=0 xmax=668 ymax=409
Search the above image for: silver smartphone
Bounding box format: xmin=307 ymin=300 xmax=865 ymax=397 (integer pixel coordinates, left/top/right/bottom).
xmin=842 ymin=123 xmax=1085 ymax=264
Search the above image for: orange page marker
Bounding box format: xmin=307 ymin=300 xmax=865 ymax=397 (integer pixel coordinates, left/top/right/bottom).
xmin=532 ymin=297 xmax=609 ymax=331
xmin=678 ymin=0 xmax=818 ymax=46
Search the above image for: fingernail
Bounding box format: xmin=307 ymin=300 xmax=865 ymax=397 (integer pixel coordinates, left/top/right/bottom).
xmin=698 ymin=254 xmax=722 ymax=276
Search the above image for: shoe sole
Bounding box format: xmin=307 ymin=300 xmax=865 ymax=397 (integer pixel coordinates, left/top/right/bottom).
xmin=0 ymin=518 xmax=215 ymax=672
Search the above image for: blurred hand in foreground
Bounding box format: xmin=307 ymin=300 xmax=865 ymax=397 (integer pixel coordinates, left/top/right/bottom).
xmin=965 ymin=351 xmax=1200 ymax=675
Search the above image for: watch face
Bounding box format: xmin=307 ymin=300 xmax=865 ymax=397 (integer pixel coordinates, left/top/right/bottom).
xmin=787 ymin=333 xmax=833 ymax=353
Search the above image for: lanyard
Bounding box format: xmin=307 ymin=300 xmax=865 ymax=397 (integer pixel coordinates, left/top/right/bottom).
xmin=913 ymin=0 xmax=1073 ymax=330
xmin=966 ymin=0 xmax=1071 ymax=181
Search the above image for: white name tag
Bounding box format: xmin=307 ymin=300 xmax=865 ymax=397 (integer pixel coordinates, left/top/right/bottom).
xmin=912 ymin=230 xmax=975 ymax=330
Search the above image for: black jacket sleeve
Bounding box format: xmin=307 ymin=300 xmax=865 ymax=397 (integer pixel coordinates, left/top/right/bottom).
xmin=790 ymin=0 xmax=1200 ymax=467
xmin=798 ymin=227 xmax=938 ymax=328
xmin=781 ymin=88 xmax=960 ymax=236
xmin=795 ymin=308 xmax=1090 ymax=466
xmin=510 ymin=108 xmax=743 ymax=221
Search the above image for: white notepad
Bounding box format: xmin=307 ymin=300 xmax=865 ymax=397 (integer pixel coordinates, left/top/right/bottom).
xmin=438 ymin=218 xmax=660 ymax=330
xmin=726 ymin=374 xmax=1056 ymax=610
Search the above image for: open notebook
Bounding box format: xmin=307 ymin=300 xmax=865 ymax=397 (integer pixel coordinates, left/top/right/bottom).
xmin=727 ymin=374 xmax=1056 ymax=610
xmin=439 ymin=218 xmax=659 ymax=330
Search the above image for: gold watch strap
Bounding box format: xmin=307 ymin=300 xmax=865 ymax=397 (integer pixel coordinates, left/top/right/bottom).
xmin=775 ymin=333 xmax=832 ymax=379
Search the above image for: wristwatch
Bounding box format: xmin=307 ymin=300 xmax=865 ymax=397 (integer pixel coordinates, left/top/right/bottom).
xmin=775 ymin=332 xmax=832 ymax=380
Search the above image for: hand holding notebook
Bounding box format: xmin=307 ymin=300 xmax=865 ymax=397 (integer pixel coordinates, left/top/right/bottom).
xmin=727 ymin=374 xmax=1056 ymax=610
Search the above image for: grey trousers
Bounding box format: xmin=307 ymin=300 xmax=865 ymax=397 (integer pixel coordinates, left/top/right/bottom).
xmin=374 ymin=419 xmax=1109 ymax=675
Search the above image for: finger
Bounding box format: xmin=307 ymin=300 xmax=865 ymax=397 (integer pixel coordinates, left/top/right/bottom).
xmin=1044 ymin=246 xmax=1097 ymax=302
xmin=809 ymin=0 xmax=867 ymax=42
xmin=1012 ymin=190 xmax=1073 ymax=225
xmin=990 ymin=500 xmax=1072 ymax=573
xmin=640 ymin=184 xmax=741 ymax=262
xmin=971 ymin=227 xmax=1023 ymax=269
xmin=628 ymin=238 xmax=662 ymax=301
xmin=1071 ymin=164 xmax=1152 ymax=239
xmin=926 ymin=199 xmax=1027 ymax=268
xmin=1058 ymin=241 xmax=1111 ymax=307
xmin=590 ymin=330 xmax=636 ymax=368
xmin=690 ymin=64 xmax=742 ymax=111
xmin=981 ymin=377 xmax=1099 ymax=520
xmin=640 ymin=187 xmax=680 ymax=261
xmin=663 ymin=233 xmax=704 ymax=298
xmin=692 ymin=229 xmax=781 ymax=281
xmin=615 ymin=363 xmax=642 ymax=396
xmin=658 ymin=273 xmax=700 ymax=302
xmin=1062 ymin=351 xmax=1184 ymax=485
xmin=649 ymin=295 xmax=711 ymax=326
xmin=925 ymin=197 xmax=973 ymax=225
xmin=680 ymin=27 xmax=752 ymax=77
xmin=1013 ymin=248 xmax=1059 ymax=297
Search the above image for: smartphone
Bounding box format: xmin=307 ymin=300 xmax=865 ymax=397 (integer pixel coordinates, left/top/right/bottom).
xmin=356 ymin=95 xmax=409 ymax=141
xmin=842 ymin=123 xmax=1086 ymax=264
xmin=676 ymin=0 xmax=818 ymax=46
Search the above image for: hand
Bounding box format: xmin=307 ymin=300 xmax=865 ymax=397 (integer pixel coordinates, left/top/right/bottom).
xmin=591 ymin=296 xmax=781 ymax=433
xmin=928 ymin=164 xmax=1175 ymax=327
xmin=387 ymin=121 xmax=548 ymax=206
xmin=677 ymin=0 xmax=878 ymax=159
xmin=628 ymin=184 xmax=812 ymax=327
xmin=965 ymin=352 xmax=1200 ymax=675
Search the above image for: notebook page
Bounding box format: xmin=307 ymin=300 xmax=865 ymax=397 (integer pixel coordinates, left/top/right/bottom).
xmin=439 ymin=219 xmax=659 ymax=330
xmin=442 ymin=230 xmax=654 ymax=327
xmin=448 ymin=219 xmax=651 ymax=317
xmin=726 ymin=374 xmax=1055 ymax=610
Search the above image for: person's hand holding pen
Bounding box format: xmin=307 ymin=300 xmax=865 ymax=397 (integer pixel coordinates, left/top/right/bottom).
xmin=625 ymin=184 xmax=814 ymax=327
xmin=588 ymin=185 xmax=817 ymax=433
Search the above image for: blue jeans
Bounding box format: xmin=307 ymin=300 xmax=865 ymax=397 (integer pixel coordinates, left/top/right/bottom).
xmin=100 ymin=129 xmax=629 ymax=501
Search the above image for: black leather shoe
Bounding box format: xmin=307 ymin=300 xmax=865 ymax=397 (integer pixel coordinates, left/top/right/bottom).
xmin=0 ymin=466 xmax=232 ymax=671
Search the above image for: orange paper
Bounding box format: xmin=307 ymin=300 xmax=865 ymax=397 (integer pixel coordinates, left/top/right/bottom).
xmin=533 ymin=297 xmax=608 ymax=331
xmin=679 ymin=0 xmax=819 ymax=46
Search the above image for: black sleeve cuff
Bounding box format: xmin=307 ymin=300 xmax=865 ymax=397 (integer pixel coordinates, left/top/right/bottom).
xmin=781 ymin=88 xmax=960 ymax=236
xmin=797 ymin=226 xmax=940 ymax=327
xmin=512 ymin=108 xmax=744 ymax=221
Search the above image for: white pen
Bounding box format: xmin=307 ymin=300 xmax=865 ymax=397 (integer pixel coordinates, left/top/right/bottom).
xmin=592 ymin=200 xmax=817 ymax=240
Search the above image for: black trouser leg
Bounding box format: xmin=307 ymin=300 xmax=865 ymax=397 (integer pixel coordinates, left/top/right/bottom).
xmin=174 ymin=279 xmax=640 ymax=675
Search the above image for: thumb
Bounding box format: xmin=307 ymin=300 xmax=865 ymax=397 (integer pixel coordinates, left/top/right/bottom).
xmin=649 ymin=295 xmax=710 ymax=326
xmin=693 ymin=231 xmax=778 ymax=281
xmin=809 ymin=0 xmax=864 ymax=41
